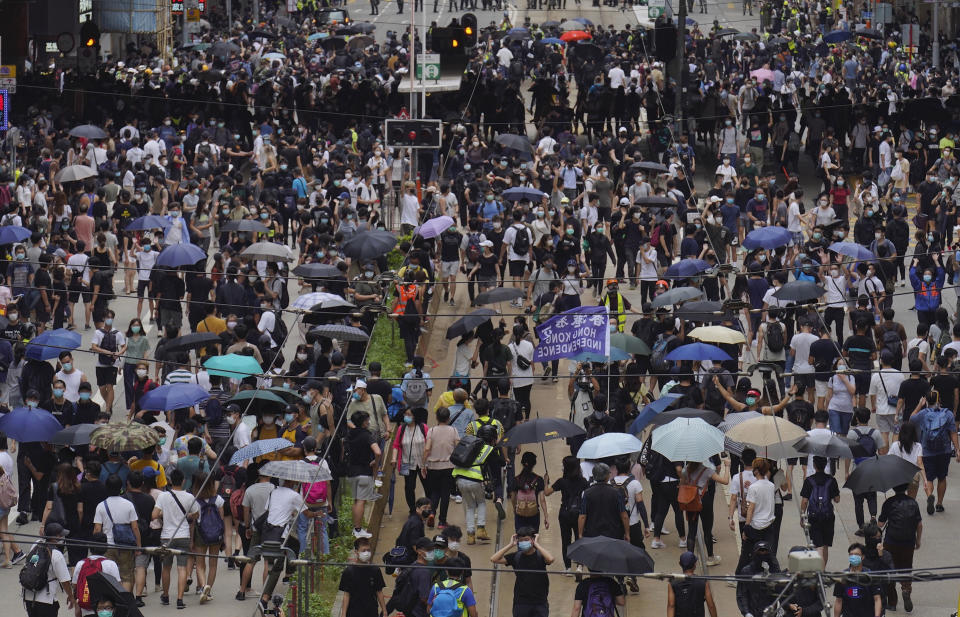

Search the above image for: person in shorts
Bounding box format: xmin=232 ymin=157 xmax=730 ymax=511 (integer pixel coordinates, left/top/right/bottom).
xmin=799 ymin=456 xmax=840 ymax=564
xmin=911 ymin=399 xmax=960 ymax=515
xmin=91 ymin=309 xmax=125 ymax=414
xmin=152 ymin=469 xmax=199 ymax=608
xmin=346 ymin=411 xmax=381 ymax=539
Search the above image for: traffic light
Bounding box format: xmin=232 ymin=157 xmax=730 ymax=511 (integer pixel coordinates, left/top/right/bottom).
xmin=80 ymin=21 xmax=100 ymax=49
xmin=384 ymin=119 xmax=442 ymax=149
xmin=431 ymin=26 xmax=465 ymax=55
xmin=461 ymin=13 xmax=477 ymax=46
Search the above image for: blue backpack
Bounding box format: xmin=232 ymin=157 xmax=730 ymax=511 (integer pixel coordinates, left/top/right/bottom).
xmin=430 ymin=582 xmax=467 ymax=617
xmin=197 ymin=497 xmax=225 ymax=545
xmin=387 ymin=386 xmax=407 ymax=422
xmin=921 ymin=408 xmax=953 ymax=454
xmin=806 ymin=477 xmax=833 ymax=521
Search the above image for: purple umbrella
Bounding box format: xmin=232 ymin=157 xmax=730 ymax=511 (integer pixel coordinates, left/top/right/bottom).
xmin=414 ymin=216 xmax=455 ymax=239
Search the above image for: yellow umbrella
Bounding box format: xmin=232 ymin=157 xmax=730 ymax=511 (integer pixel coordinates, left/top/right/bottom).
xmin=723 ymin=415 xmax=808 ymax=446
xmin=688 ymin=325 xmax=746 ymax=345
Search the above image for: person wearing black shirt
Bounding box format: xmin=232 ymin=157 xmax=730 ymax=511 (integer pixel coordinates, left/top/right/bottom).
xmin=572 ymin=575 xmax=625 ymax=617
xmin=124 ymin=470 xmax=158 ymax=604
xmin=843 ymin=319 xmax=877 ymax=407
xmin=809 ymin=330 xmax=840 ymax=409
xmin=338 ymin=537 xmax=387 ymax=617
xmin=51 ymin=266 xmax=69 ymax=330
xmin=396 ymin=497 xmax=430 ymax=554
xmin=42 ymin=379 xmax=76 ymax=427
xmin=929 ymin=355 xmax=960 ymax=413
xmin=578 ymin=463 xmax=629 ymax=541
xmin=364 ymin=362 xmax=393 ymax=404
xmin=490 ymin=525 xmax=554 ymax=617
xmin=345 ymin=411 xmax=381 ymax=538
xmin=185 ymin=271 xmax=215 ymax=332
xmin=157 ymin=270 xmax=186 ymax=331
xmin=33 ymin=254 xmax=54 ymax=325
xmin=74 ymin=382 xmax=102 ymax=424
xmin=799 ymin=456 xmax=841 ymax=563
xmin=897 ymin=360 xmax=930 ymax=426
xmin=832 ymin=544 xmax=883 ymax=617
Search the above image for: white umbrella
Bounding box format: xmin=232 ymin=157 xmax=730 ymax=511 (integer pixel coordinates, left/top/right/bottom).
xmin=652 ymin=417 xmax=725 ymax=462
xmin=54 ymin=165 xmax=98 ymax=183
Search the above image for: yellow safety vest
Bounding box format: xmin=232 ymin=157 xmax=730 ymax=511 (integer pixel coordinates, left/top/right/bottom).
xmin=603 ymin=292 xmax=626 ymax=332
xmin=451 ymin=444 xmax=493 ymax=482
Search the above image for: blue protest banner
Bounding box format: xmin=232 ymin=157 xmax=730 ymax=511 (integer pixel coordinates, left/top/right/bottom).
xmin=532 ymin=305 xmax=610 ymax=362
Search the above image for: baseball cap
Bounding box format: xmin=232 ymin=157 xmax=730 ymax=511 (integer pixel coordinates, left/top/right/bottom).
xmin=479 ymin=240 xmax=494 ymax=247
xmin=679 ymin=551 xmax=697 ymax=569
xmin=354 ymin=379 xmax=367 ymax=389
xmin=747 ymin=389 xmax=762 ymax=398
xmin=432 ymin=535 xmax=448 ymax=547
xmin=44 ymin=522 xmax=69 ymax=537
xmin=873 ymin=125 xmax=883 ymax=132
xmin=415 ymin=537 xmax=436 ymax=550
xmin=619 ymin=197 xmax=630 ymax=206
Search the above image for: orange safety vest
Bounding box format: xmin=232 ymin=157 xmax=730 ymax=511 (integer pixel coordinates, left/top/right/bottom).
xmin=393 ymin=284 xmax=418 ymax=315
xmin=921 ymin=282 xmax=940 ymax=298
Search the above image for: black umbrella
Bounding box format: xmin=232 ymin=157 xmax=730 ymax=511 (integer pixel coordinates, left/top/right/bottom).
xmin=572 ymin=42 xmax=603 ymax=60
xmin=341 ymin=230 xmax=398 ymax=261
xmin=629 ymin=161 xmax=669 ymax=173
xmin=474 ymin=287 xmax=526 ymax=305
xmin=675 ymin=300 xmax=726 ymax=322
xmin=500 ymin=418 xmax=584 ymax=446
xmin=650 ymin=408 xmax=722 ymax=427
xmin=303 ymin=304 xmax=355 ymax=325
xmin=320 ymin=36 xmax=348 ymax=51
xmin=221 ymin=220 xmax=269 ymax=233
xmin=249 ymin=30 xmax=277 ymax=39
xmin=199 ymin=70 xmax=223 ymax=82
xmin=85 ymin=572 xmax=143 ymax=617
xmin=445 ymin=309 xmax=496 ymax=339
xmin=773 ymin=281 xmax=825 ymax=302
xmin=843 ymin=456 xmax=920 ymax=494
xmin=567 ymin=537 xmax=655 ymax=575
xmin=308 ymin=324 xmax=370 ymax=342
xmin=793 ymin=434 xmax=867 ymax=459
xmin=50 ymin=423 xmax=98 ymax=446
xmin=634 ymin=196 xmax=680 ymax=208
xmin=354 ymin=22 xmax=376 ymax=33
xmin=293 ymin=263 xmax=342 ymax=279
xmin=768 ymin=36 xmax=789 ymax=45
xmin=164 ymin=332 xmax=222 ymax=354
xmin=542 ymin=20 xmax=561 ymax=27
xmin=495 ymin=133 xmax=533 ymax=153
xmin=856 ymin=28 xmax=884 ymax=39
xmin=715 ymin=27 xmax=739 ymax=36
xmin=734 ymin=31 xmax=760 ymax=41
xmin=211 ymin=41 xmax=241 ymax=58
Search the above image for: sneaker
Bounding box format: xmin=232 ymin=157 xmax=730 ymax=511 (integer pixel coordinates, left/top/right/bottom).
xmin=678 ymin=539 xmax=687 ymax=548
xmin=927 ymin=495 xmax=935 ymax=515
xmin=448 ymin=299 xmax=456 ymax=306
xmin=660 ymin=528 xmax=671 ymax=536
xmin=466 ymin=532 xmax=476 ymax=545
xmin=258 ymin=599 xmax=269 ymax=614
xmin=706 ymin=555 xmax=722 ymax=567
xmin=160 ymin=596 xmax=170 ymax=606
xmin=185 ymin=579 xmax=192 ymax=593
xmin=353 ymin=528 xmax=372 ymax=539
xmin=936 ymin=504 xmax=945 ymax=513
xmin=552 ymin=376 xmax=558 ymax=383
xmin=11 ymin=550 xmax=25 ymax=565
xmin=903 ymin=591 xmax=913 ymax=612
xmin=236 ymin=591 xmax=247 ymax=602
xmin=453 ymin=495 xmax=463 ymax=504
xmin=650 ymin=539 xmax=666 ymax=549
xmin=196 ymin=586 xmax=203 ymax=595
xmin=200 ymin=585 xmax=212 ymax=604
xmin=227 ymin=557 xmax=236 ymax=569
xmin=14 ymin=513 xmax=27 ymax=525
xmin=177 ymin=599 xmax=186 ymax=610
xmin=562 ymin=568 xmax=573 ymax=577
xmin=476 ymin=526 xmax=490 ymax=542
xmin=135 ymin=598 xmax=145 ymax=608
xmin=495 ymin=501 xmax=506 ymax=520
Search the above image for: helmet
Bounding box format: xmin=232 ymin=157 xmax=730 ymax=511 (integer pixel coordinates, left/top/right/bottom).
xmin=605 ymin=278 xmax=618 ymax=287
xmin=477 ymin=424 xmax=499 ymax=444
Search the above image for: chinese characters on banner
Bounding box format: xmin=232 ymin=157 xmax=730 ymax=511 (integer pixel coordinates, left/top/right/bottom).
xmin=532 ymin=305 xmax=611 ymax=363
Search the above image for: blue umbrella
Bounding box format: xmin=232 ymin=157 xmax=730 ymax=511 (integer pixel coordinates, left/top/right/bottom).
xmin=572 ymin=17 xmax=593 ymax=26
xmin=665 ymin=342 xmax=733 ymax=362
xmin=308 ymin=32 xmax=329 ymax=41
xmin=26 ymin=328 xmax=82 ymax=361
xmin=664 ymin=258 xmax=712 ymax=279
xmin=570 ymin=347 xmax=630 ymax=363
xmin=156 ymin=243 xmax=206 ymax=267
xmin=829 ymin=242 xmax=875 ymax=261
xmin=502 ymin=187 xmax=548 ymax=202
xmin=125 ymin=215 xmax=171 ymax=232
xmin=230 ymin=438 xmax=296 ymax=464
xmin=507 ymin=27 xmax=528 ymax=34
xmin=685 ymin=17 xmax=697 ymax=25
xmin=742 ymin=226 xmax=792 ymax=250
xmin=629 ymin=393 xmax=684 ymax=434
xmin=138 ymin=384 xmax=211 ymax=411
xmin=0 ymin=226 xmax=31 ymax=245
xmin=824 ymin=29 xmax=852 ymax=44
xmin=0 ymin=407 xmax=62 ymax=442
xmin=577 ymin=432 xmax=645 ymax=459
xmin=541 ymin=37 xmax=566 ymax=45
xmin=413 ymin=216 xmax=455 ymax=240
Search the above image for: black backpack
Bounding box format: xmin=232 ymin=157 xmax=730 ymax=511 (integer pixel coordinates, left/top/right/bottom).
xmin=490 ymin=398 xmax=518 ymax=433
xmin=19 ymin=543 xmax=52 ymax=592
xmin=272 ymin=311 xmax=289 ymax=345
xmin=765 ymin=322 xmax=785 ymax=353
xmin=671 ymin=579 xmax=706 ymax=616
xmin=511 ymin=224 xmax=530 ymax=255
xmin=279 ymin=282 xmax=290 ymax=309
xmin=98 ymin=329 xmax=118 ymax=364
xmin=882 ymin=328 xmax=902 ymax=360
xmin=385 ymin=566 xmax=421 ymax=615
xmin=450 ymin=435 xmax=485 ymax=468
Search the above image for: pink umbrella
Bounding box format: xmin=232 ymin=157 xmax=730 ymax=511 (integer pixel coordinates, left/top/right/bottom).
xmin=750 ymin=68 xmax=775 ymax=83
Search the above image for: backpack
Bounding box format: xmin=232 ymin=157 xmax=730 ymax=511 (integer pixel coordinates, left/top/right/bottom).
xmin=514 ymin=480 xmax=539 ymax=517
xmin=671 ymin=579 xmax=707 ymax=617
xmin=0 ymin=473 xmax=17 ymax=509
xmin=650 ymin=333 xmax=676 ymax=373
xmin=936 ymin=327 xmax=952 ymax=358
xmin=677 ymin=469 xmax=707 ymax=512
xmin=882 ymin=328 xmax=903 ymax=360
xmin=650 ymin=223 xmax=661 ymax=249
xmin=198 ymin=497 xmax=225 ymax=545
xmin=98 ymin=328 xmax=118 ymax=364
xmin=511 ymin=225 xmax=530 ymax=255
xmin=387 ymin=386 xmax=407 ymax=422
xmin=278 ymin=281 xmax=290 ymax=309
xmin=198 ymin=142 xmax=213 ymax=159
xmin=765 ymin=322 xmax=785 ymax=353
xmin=884 ymin=497 xmax=918 ymax=544
xmin=431 ymin=582 xmax=467 ymax=617
xmin=19 ymin=543 xmax=52 ymax=592
xmin=229 ymin=485 xmax=246 ymax=520
xmin=490 ymin=398 xmax=518 ymax=433
xmin=583 ymin=579 xmax=617 ymax=617
xmin=806 ymin=476 xmax=834 ymax=520
xmin=404 ymin=374 xmax=429 ymax=408
xmin=466 ymin=233 xmax=482 ymax=263
xmin=450 ymin=435 xmax=485 ymax=468
xmin=272 ymin=311 xmax=289 ymax=345
xmin=921 ymin=408 xmax=953 ymax=454
xmin=104 ymin=500 xmax=138 ymax=546
xmin=76 ymin=557 xmax=104 ymax=611
xmin=851 ymin=428 xmax=878 ymax=464
xmin=907 ymin=344 xmax=921 ymax=366
xmin=385 ymin=566 xmax=421 ymax=615
xmin=613 ymin=475 xmax=635 ymax=513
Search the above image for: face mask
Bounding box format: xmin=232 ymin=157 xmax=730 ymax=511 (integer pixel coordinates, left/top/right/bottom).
xmin=536 ymin=211 xmax=544 ymax=218
xmin=723 ymin=160 xmax=730 ymax=166
xmin=227 ymin=416 xmax=237 ymax=425
xmin=78 ymin=392 xmax=91 ymax=401
xmin=813 ymin=233 xmax=822 ymax=240
xmin=447 ymin=541 xmax=460 ymax=551
xmin=141 ymin=242 xmax=152 ymax=251
xmin=830 ymin=268 xmax=840 ymax=277
xmin=726 ymin=197 xmax=734 ymax=204
xmin=280 ymin=165 xmax=288 ymax=171
xmin=518 ymin=541 xmax=532 ymax=552
xmin=352 ymin=392 xmax=361 ymax=401
xmin=849 ymin=554 xmax=862 ymax=567
xmin=486 ymin=196 xmax=494 ymax=202
xmin=493 ymin=223 xmax=502 ymax=231
xmin=26 ymin=399 xmax=38 ymax=409
xmin=15 ymin=254 xmax=23 ymax=260
xmin=758 ymin=254 xmax=767 ymax=263
xmin=296 ymin=352 xmax=308 ymax=362
xmin=284 ymin=413 xmax=295 ymax=423
xmin=928 ymin=235 xmax=935 ymax=243
xmin=136 ymin=369 xmax=147 ymax=378
xmin=595 ymin=227 xmax=604 ymax=234
xmin=227 ymin=321 xmax=237 ymax=329
xmin=609 ymin=325 xmax=618 ymax=332
xmin=171 ymin=211 xmax=180 ymax=218
xmin=261 ymin=212 xmax=269 ymax=220
xmin=105 ymin=317 xmax=115 ymax=327
xmin=924 ymin=274 xmax=933 ymax=282
xmin=363 ymin=270 xmax=375 ymax=279
xmin=744 ymin=157 xmax=751 ymax=163
xmin=357 ymin=550 xmax=372 ymax=562
xmin=403 ymin=416 xmax=413 ymax=424
xmin=745 ymin=396 xmax=757 ymax=406
xmin=463 ymin=164 xmax=471 ymax=171
xmin=568 ymin=266 xmax=576 ymax=273
xmin=566 ymin=228 xmax=574 ymax=236
xmin=62 ymin=362 xmax=73 ymax=372
xmin=222 ymin=208 xmax=230 ymax=215
xmin=263 ymin=416 xmax=275 ymax=425
xmin=838 ymin=179 xmax=845 ymax=186
xmin=53 ymin=388 xmax=64 ymax=398
xmin=97 ymin=610 xmax=114 ymax=617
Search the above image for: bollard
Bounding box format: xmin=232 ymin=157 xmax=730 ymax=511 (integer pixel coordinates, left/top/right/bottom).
xmin=288 ymin=583 xmax=297 ymax=617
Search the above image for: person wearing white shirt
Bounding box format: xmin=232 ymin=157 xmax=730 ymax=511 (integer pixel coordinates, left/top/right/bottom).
xmin=496 ymin=46 xmax=513 ymax=67
xmin=806 ymin=416 xmax=834 ymax=477
xmin=92 ymin=480 xmax=140 ymax=592
xmin=125 ymin=143 xmax=145 ymax=166
xmin=143 ymin=133 xmax=165 ymax=164
xmin=715 ymin=159 xmax=737 ymax=185
xmin=152 ymin=470 xmax=200 ymax=608
xmin=399 ymin=182 xmax=421 ymax=233
xmin=789 ymin=321 xmax=820 ymax=404
xmin=869 ymin=353 xmax=906 ymax=449
xmin=21 ymin=524 xmax=74 ymax=613
xmin=744 ymin=459 xmax=776 ymax=547
xmin=536 ymin=135 xmax=557 ymax=156
xmin=729 ymin=449 xmax=757 ymax=531
xmin=227 ymin=405 xmax=252 ymax=449
xmin=508 ymin=333 xmax=535 ymax=417
xmin=257 ymin=303 xmax=279 ymax=349
xmin=607 ymin=65 xmax=626 ymax=89
xmin=72 ymin=548 xmax=121 ymax=616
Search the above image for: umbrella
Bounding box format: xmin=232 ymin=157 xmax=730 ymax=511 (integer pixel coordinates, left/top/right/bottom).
xmin=676 ymin=301 xmax=728 ymax=322
xmin=629 ymin=161 xmax=669 ymax=173
xmin=542 ymin=20 xmax=561 ymax=27
xmin=750 ymin=67 xmax=775 ymax=82
xmin=572 ymin=43 xmax=603 ymax=60
xmin=0 ymin=407 xmax=62 ymax=442
xmin=54 ymin=165 xmax=98 ymax=183
xmin=665 ymin=342 xmax=733 ymax=362
xmin=664 ymin=259 xmax=712 ymax=279
xmin=199 ymin=70 xmax=223 ymax=83
xmin=260 ymin=459 xmax=333 ymax=483
xmin=90 ymin=422 xmax=159 ymax=452
xmin=163 ymin=332 xmax=222 ymax=353
xmin=560 ymin=20 xmax=584 ymax=31
xmin=628 ymin=393 xmax=684 ymax=434
xmin=50 ymin=423 xmax=99 ymax=446
xmin=211 ymin=40 xmax=241 ymax=57
xmin=347 ymin=35 xmax=375 ymax=50
xmin=773 ymin=281 xmax=825 ymax=302
xmin=293 ymin=263 xmax=342 ymax=279
xmin=742 ymin=226 xmax=792 ymax=250
xmin=685 ymin=17 xmax=697 ymax=25
xmin=567 ymin=537 xmax=655 ymax=575
xmin=724 ymin=415 xmax=808 ymax=445
xmin=541 ymin=37 xmax=566 ymax=45
xmin=856 ymin=28 xmax=884 ymax=39
xmin=577 ymin=433 xmax=645 ymax=459
xmin=137 ymin=384 xmax=210 ymax=411
xmin=203 ymin=354 xmax=263 ymax=378
xmin=266 ymin=387 xmax=304 ymax=404
xmin=500 ymin=418 xmax=584 ymax=447
xmin=303 ymin=303 xmax=356 ymax=326
xmin=125 ymin=215 xmax=171 ymax=232
xmin=475 ymin=287 xmax=525 ymax=305
xmin=354 ymin=22 xmax=376 ymax=33
xmin=495 ymin=133 xmax=533 ymax=153
xmin=26 ymin=328 xmax=82 ymax=361
xmin=793 ymin=433 xmax=868 ymax=459
xmin=241 ymin=241 xmax=293 ymax=262
xmin=292 ymin=292 xmax=353 ymax=311
xmin=570 ymin=348 xmax=630 ymax=363
xmin=308 ymin=324 xmax=370 ymax=342
xmin=230 ymin=438 xmax=296 ymax=465
xmin=651 ymin=408 xmax=723 ymax=427
xmin=0 ymin=225 xmax=33 ymax=245
xmin=85 ymin=572 xmax=144 ymax=617
xmin=156 ymin=243 xmax=206 ymax=267
xmin=824 ymin=29 xmax=853 ymax=44
xmin=650 ymin=287 xmax=703 ymax=308
xmin=221 ymin=220 xmax=270 ymax=233
xmin=320 ymin=36 xmax=347 ymax=51
xmin=634 ymin=196 xmax=680 ymax=208
xmin=735 ymin=32 xmax=760 ymax=42
xmin=307 ymin=32 xmax=329 ymax=41
xmin=228 ymin=390 xmax=289 ymax=414
xmin=69 ymin=124 xmax=107 ymax=139
xmin=571 ymin=17 xmax=593 ymax=25
xmin=414 ymin=216 xmax=455 ymax=239
xmin=560 ymin=30 xmax=591 ymax=42
xmin=446 ymin=309 xmax=496 ymax=339
xmin=609 ymin=333 xmax=651 ymax=355
xmin=768 ymin=36 xmax=788 ymax=45
xmin=262 ymin=52 xmax=286 ymax=62
xmin=688 ymin=326 xmax=746 ymax=344
xmin=843 ymin=456 xmax=920 ymax=494
xmin=502 ymin=187 xmax=548 ymax=202
xmin=829 ymin=241 xmax=875 ymax=261
xmin=341 ymin=230 xmax=398 ymax=261
xmin=249 ymin=30 xmax=277 ymax=39
xmin=652 ymin=417 xmax=725 ymax=462
xmin=715 ymin=27 xmax=739 ymax=36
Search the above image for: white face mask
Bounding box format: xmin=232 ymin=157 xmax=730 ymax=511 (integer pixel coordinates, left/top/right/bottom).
xmin=136 ymin=369 xmax=147 ymax=378
xmin=447 ymin=541 xmax=460 ymax=551
xmin=227 ymin=416 xmax=237 ymax=425
xmin=262 ymin=416 xmax=275 ymax=425
xmin=357 ymin=550 xmax=372 ymax=562
xmin=296 ymin=353 xmax=308 ymax=361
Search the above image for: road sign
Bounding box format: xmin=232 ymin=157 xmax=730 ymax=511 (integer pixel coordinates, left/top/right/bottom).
xmin=648 ymin=0 xmax=665 ymax=19
xmin=186 ymin=7 xmax=201 ymax=21
xmin=415 ymin=53 xmax=441 ymax=81
xmin=0 ymin=79 xmax=16 ymax=93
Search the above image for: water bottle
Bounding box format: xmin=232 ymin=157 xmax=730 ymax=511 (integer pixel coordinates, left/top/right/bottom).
xmin=374 ymin=471 xmax=383 ymax=488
